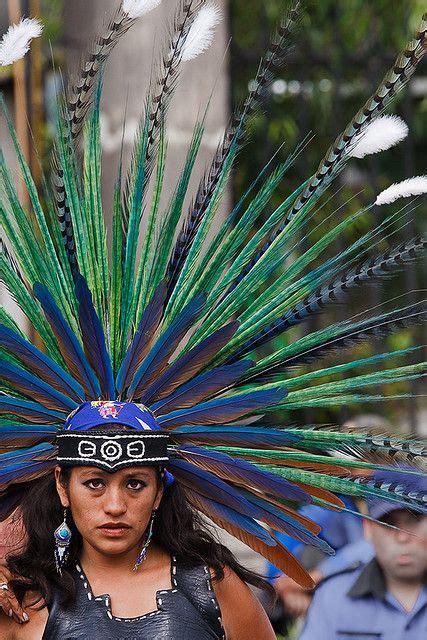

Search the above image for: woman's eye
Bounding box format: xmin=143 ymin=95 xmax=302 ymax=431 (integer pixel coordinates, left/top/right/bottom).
xmin=127 ymin=479 xmax=146 ymax=490
xmin=84 ymin=479 xmax=104 ymax=489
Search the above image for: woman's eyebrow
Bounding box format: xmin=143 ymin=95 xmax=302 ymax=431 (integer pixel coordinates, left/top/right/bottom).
xmin=124 ymin=470 xmax=151 ymax=478
xmin=79 ymin=469 xmax=108 ymax=478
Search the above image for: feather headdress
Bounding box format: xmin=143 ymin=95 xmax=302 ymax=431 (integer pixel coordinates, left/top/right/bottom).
xmin=0 ymin=2 xmax=426 ymax=587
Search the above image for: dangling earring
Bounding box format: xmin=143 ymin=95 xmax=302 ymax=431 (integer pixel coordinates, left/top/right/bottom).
xmin=133 ymin=509 xmax=156 ymax=571
xmin=54 ymin=508 xmax=72 ymax=575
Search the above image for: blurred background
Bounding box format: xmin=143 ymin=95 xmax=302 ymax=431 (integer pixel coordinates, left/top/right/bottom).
xmin=0 ymin=1 xmax=426 ymax=636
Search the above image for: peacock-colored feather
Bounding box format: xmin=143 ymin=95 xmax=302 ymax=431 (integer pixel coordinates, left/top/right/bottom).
xmin=169 ymin=424 xmax=303 ymax=448
xmin=177 ymin=445 xmax=311 ymax=503
xmin=116 ymin=281 xmax=167 ymax=395
xmin=82 ymin=84 xmax=109 ymax=319
xmin=34 ymin=282 xmax=101 ymax=399
xmin=133 ymin=121 xmax=168 ymax=323
xmin=165 ymin=1 xmax=302 ymax=301
xmin=157 ymin=388 xmax=287 ymax=428
xmin=1 ymin=257 xmax=62 ymax=364
xmin=246 ymin=302 xmax=426 ymax=379
xmin=189 ymin=491 xmax=314 ymax=589
xmin=169 ymin=457 xmax=268 ymax=522
xmin=151 ymin=360 xmax=254 ymax=414
xmin=0 ymin=359 xmax=78 ymax=413
xmin=109 ymin=134 xmax=125 ymax=374
xmin=0 ymin=396 xmax=67 ymax=424
xmin=0 ymin=423 xmax=58 ymax=453
xmin=147 ymin=121 xmax=205 ymax=303
xmin=139 ymin=321 xmax=240 ymax=405
xmin=0 ymin=324 xmax=84 ymax=403
xmin=127 ymin=294 xmax=206 ymax=399
xmin=75 ymin=275 xmax=115 ymax=399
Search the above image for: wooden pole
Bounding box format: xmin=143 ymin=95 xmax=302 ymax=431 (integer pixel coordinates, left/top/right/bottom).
xmin=29 ymin=0 xmax=44 ymax=183
xmin=7 ymin=0 xmax=30 ymax=206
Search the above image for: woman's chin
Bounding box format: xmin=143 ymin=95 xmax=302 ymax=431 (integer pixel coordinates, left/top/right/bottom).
xmin=90 ymin=532 xmax=142 ymax=557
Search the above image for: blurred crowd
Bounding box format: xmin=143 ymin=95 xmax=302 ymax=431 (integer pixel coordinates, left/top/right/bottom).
xmin=262 ymin=417 xmax=427 ymax=639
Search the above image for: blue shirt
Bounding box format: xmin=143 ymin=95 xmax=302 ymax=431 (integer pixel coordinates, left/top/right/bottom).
xmin=267 ymin=498 xmax=363 ymax=581
xmin=299 ymin=559 xmax=427 ymax=640
xmin=318 ymin=538 xmax=374 ymax=578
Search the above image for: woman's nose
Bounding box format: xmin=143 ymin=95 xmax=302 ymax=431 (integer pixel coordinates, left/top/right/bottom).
xmin=103 ymin=487 xmax=127 ymax=515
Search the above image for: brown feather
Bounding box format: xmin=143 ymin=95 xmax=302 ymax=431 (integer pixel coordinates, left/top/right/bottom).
xmin=188 ymin=492 xmax=314 ymax=589
xmin=293 ymin=482 xmax=345 ymax=510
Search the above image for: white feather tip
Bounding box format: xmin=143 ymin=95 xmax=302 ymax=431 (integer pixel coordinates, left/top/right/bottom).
xmin=375 ymin=176 xmax=427 ymax=206
xmin=0 ymin=18 xmax=43 ymax=66
xmin=122 ymin=0 xmax=162 ymax=20
xmin=181 ymin=3 xmax=222 ymax=62
xmin=350 ymin=115 xmax=408 ymax=159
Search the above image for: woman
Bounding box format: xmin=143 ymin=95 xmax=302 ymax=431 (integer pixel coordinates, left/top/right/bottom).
xmin=1 ymin=2 xmax=426 ymax=639
xmin=0 ymin=412 xmax=275 ymax=639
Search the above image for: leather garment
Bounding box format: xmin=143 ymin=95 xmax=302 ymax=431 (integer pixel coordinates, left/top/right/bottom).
xmin=42 ymin=556 xmax=225 ymax=639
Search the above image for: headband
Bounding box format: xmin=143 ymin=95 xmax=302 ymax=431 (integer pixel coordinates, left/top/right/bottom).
xmin=56 ymin=400 xmax=170 ymax=471
xmin=56 ymin=430 xmax=170 ymax=471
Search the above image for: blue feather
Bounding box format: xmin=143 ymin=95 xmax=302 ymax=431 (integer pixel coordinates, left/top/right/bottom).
xmin=0 ymin=396 xmax=66 ymax=423
xmin=170 ymin=425 xmax=302 ymax=447
xmin=116 ymin=281 xmax=167 ymax=394
xmin=0 ymin=324 xmax=85 ymax=401
xmin=0 ymin=424 xmax=58 ymax=452
xmin=0 ymin=443 xmax=56 ymax=485
xmin=240 ymin=490 xmax=333 ymax=553
xmin=139 ymin=321 xmax=240 ymax=405
xmin=158 ymin=388 xmax=287 ymax=428
xmin=128 ymin=294 xmax=206 ymax=399
xmin=178 ymin=445 xmax=310 ymax=503
xmin=189 ymin=492 xmax=276 ymax=546
xmin=169 ymin=458 xmax=267 ymax=522
xmin=75 ymin=275 xmax=115 ymax=399
xmin=0 ymin=459 xmax=55 ymax=487
xmin=0 ymin=359 xmax=78 ymax=412
xmin=34 ymin=283 xmax=101 ymax=398
xmin=151 ymin=360 xmax=253 ymax=413
xmin=0 ymin=442 xmax=55 ymax=465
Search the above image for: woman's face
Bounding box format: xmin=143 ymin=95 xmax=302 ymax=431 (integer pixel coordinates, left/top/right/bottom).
xmin=55 ymin=465 xmax=163 ymax=558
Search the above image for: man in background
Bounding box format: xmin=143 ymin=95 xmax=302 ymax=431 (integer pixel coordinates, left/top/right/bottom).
xmin=299 ymin=470 xmax=427 ymax=639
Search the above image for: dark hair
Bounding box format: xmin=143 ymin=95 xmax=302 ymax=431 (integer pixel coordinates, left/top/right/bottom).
xmin=7 ymin=468 xmax=273 ymax=607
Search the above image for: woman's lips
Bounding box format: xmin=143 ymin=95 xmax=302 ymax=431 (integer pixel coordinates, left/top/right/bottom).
xmin=98 ymin=524 xmax=131 ymax=537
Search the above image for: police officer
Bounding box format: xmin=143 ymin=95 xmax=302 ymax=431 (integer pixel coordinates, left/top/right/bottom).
xmin=299 ymin=471 xmax=427 ymax=640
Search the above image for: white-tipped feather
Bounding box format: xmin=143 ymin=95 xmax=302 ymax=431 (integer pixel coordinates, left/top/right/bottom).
xmin=375 ymin=176 xmax=427 ymax=206
xmin=0 ymin=18 xmax=43 ymax=66
xmin=122 ymin=0 xmax=162 ymax=19
xmin=181 ymin=3 xmax=222 ymax=62
xmin=350 ymin=115 xmax=408 ymax=159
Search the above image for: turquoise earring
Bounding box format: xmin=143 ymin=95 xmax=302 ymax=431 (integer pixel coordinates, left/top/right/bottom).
xmin=54 ymin=508 xmax=72 ymax=575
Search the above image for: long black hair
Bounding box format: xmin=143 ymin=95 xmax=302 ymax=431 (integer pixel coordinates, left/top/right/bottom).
xmin=7 ymin=467 xmax=273 ymax=607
